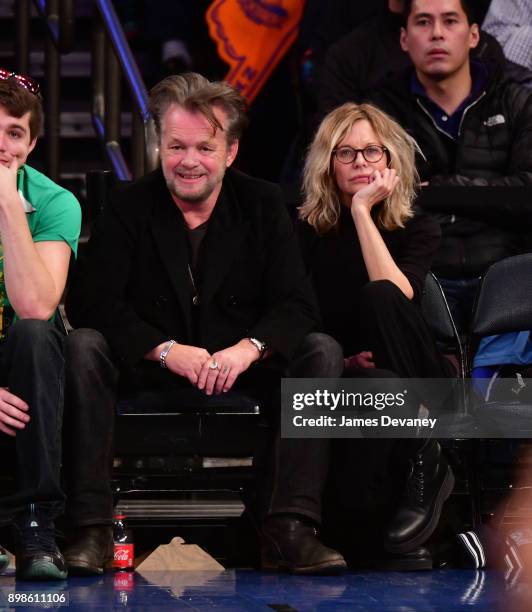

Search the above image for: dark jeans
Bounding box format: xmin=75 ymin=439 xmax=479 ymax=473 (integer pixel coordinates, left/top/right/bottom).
xmin=267 ymin=281 xmax=453 ymax=525
xmin=0 ymin=320 xmax=65 ymax=520
xmin=264 ymin=333 xmax=343 ymax=522
xmin=63 ymin=329 xmax=118 ymax=527
xmin=62 ymin=329 xmax=343 ymax=527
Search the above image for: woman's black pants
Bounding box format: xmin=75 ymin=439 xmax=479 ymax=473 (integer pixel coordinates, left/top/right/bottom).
xmin=267 ymin=280 xmax=452 ymax=524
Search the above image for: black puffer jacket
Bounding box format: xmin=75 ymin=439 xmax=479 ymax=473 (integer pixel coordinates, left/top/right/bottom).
xmin=368 ymin=61 xmax=532 ymax=277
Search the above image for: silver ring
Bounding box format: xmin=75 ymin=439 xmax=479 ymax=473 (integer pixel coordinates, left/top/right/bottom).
xmin=209 ymin=360 xmax=219 ymax=370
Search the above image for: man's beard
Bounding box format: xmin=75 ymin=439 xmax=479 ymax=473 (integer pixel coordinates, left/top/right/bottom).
xmin=165 ymin=169 xmax=226 ymax=204
xmin=166 ymin=179 xmax=213 ymax=203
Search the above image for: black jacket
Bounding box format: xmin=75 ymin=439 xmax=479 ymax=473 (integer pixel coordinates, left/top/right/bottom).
xmin=367 ymin=61 xmax=532 ymax=277
xmin=66 ymin=167 xmax=320 ymax=370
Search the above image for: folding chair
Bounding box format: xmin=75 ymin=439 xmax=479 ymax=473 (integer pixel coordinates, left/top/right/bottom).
xmin=469 ymin=254 xmax=532 ymax=528
xmin=421 ymin=272 xmax=480 ymax=527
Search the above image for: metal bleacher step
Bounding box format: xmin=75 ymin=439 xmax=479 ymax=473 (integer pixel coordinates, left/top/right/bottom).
xmin=202 ymin=457 xmax=253 ymax=468
xmin=60 ymin=111 xmax=132 ymax=138
xmin=0 ymin=0 xmax=93 ymax=21
xmin=116 ymin=497 xmax=245 ymax=520
xmin=112 ymin=455 xmax=254 ymax=472
xmin=27 ymin=50 xmax=92 ymax=78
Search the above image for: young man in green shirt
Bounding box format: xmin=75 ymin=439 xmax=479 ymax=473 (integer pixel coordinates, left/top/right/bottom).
xmin=0 ymin=71 xmax=81 ymax=580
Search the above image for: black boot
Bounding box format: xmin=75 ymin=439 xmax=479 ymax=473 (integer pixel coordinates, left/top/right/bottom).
xmin=385 ymin=440 xmax=455 ymax=554
xmin=375 ymin=546 xmax=432 ymax=571
xmin=63 ymin=525 xmax=114 ymax=576
xmin=261 ymin=515 xmax=347 ymax=574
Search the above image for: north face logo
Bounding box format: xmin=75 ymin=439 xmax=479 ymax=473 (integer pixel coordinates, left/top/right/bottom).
xmin=484 ymin=114 xmax=506 ymax=127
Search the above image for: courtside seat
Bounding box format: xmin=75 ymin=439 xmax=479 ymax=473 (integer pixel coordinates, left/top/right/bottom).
xmin=115 ymin=388 xmax=260 ymax=455
xmin=110 ymin=388 xmax=265 ymax=529
xmin=421 ymin=272 xmax=481 ymax=527
xmin=467 ymin=254 xmax=532 ymax=527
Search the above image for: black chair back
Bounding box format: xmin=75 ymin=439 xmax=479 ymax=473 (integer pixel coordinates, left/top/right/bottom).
xmin=471 ymin=254 xmax=532 ymax=338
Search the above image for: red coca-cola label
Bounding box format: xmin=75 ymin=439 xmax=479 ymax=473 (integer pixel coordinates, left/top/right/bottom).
xmin=113 ymin=543 xmax=134 ymax=569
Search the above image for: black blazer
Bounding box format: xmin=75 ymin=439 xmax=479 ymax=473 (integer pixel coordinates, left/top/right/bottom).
xmin=66 ymin=168 xmax=319 ymax=369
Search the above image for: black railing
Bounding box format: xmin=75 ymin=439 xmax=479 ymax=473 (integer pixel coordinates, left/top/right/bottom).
xmin=92 ymin=0 xmax=158 ymax=180
xmin=16 ymin=0 xmax=76 ymax=182
xmin=15 ymin=0 xmax=158 ymax=183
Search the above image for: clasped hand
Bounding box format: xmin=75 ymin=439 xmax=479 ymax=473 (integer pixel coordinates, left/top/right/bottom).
xmin=162 ymin=339 xmax=259 ymax=395
xmin=344 ymin=351 xmax=375 ymax=371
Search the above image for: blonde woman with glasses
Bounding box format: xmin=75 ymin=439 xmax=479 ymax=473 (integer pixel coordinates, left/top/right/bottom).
xmin=295 ymin=102 xmax=455 ymax=566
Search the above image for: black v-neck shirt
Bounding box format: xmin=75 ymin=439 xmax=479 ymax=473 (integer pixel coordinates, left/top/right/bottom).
xmin=186 ymin=220 xmax=209 ymax=277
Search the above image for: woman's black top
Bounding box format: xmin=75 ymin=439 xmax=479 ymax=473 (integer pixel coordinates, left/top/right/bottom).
xmin=297 ymin=206 xmax=441 ymax=355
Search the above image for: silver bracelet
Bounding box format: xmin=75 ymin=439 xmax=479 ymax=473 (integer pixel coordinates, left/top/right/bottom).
xmin=159 ymin=339 xmax=176 ymax=369
xmin=247 ymin=337 xmax=266 ymax=360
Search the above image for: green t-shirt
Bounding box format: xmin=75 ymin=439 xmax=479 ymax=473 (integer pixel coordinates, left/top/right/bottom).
xmin=0 ymin=164 xmax=82 ymax=337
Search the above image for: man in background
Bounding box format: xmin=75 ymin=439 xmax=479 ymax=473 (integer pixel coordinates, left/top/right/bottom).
xmin=368 ymin=0 xmax=532 ymax=330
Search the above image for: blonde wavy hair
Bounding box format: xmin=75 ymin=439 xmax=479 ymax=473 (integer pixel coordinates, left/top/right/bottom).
xmin=300 ymin=103 xmax=419 ymax=234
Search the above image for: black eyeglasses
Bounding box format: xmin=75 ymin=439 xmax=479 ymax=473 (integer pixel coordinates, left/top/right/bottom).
xmin=0 ymin=68 xmax=40 ymax=95
xmin=332 ymin=145 xmax=388 ymax=164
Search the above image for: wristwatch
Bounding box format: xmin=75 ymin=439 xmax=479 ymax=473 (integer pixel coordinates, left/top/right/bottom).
xmin=159 ymin=339 xmax=177 ymax=369
xmin=247 ymin=337 xmax=267 ymax=360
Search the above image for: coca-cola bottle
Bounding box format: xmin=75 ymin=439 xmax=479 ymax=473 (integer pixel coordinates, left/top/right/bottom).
xmin=113 ymin=514 xmax=134 ymax=571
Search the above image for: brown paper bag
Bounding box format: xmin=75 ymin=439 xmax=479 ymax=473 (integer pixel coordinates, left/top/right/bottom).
xmin=136 ymin=537 xmax=224 ymax=571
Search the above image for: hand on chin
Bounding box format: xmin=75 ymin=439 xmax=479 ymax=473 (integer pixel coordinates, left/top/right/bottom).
xmin=350 ymin=168 xmax=399 ymax=214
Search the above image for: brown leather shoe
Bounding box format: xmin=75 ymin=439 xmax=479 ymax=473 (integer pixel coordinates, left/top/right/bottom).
xmin=261 ymin=515 xmax=346 ymax=574
xmin=63 ymin=526 xmax=113 ymax=576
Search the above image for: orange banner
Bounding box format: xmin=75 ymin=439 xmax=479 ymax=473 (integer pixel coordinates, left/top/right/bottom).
xmin=206 ymin=0 xmax=305 ymax=103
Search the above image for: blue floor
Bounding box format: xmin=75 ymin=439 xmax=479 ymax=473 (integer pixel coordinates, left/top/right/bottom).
xmin=1 ymin=568 xmax=529 ymax=611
